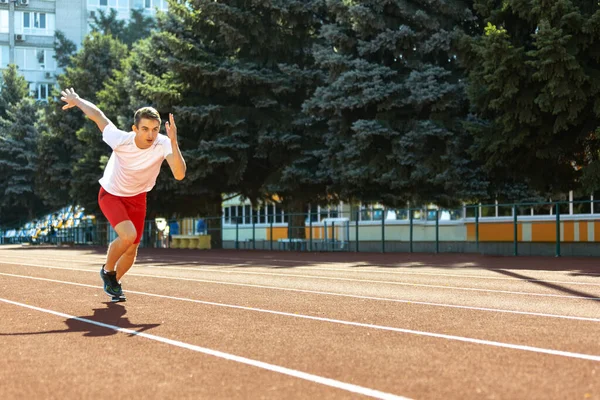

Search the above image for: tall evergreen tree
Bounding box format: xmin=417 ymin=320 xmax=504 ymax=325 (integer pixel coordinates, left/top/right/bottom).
xmin=123 ymin=9 xmax=156 ymax=47
xmin=54 ymin=30 xmax=77 ymax=69
xmin=90 ymin=9 xmax=127 ymax=40
xmin=90 ymin=8 xmax=156 ymax=47
xmin=126 ymin=0 xmax=328 ymax=241
xmin=0 ymin=98 xmax=48 ymax=226
xmin=39 ymin=33 xmax=129 ymax=215
xmin=0 ymin=66 xmax=43 ymax=227
xmin=0 ymin=64 xmax=30 ymax=119
xmin=304 ymin=0 xmax=487 ymax=208
xmin=461 ymin=1 xmax=600 ymax=196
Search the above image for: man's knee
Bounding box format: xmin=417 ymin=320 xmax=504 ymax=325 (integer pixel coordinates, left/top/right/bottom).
xmin=119 ymin=232 xmax=137 ymax=246
xmin=125 ymin=243 xmax=139 ymax=257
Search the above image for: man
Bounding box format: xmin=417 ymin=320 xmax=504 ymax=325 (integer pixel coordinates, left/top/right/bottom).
xmin=61 ymin=88 xmax=186 ymax=301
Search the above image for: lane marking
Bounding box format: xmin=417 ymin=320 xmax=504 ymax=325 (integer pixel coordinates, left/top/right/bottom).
xmin=146 ymin=264 xmax=600 ymax=287
xmin=3 ymin=252 xmax=600 ymax=287
xmin=2 ymin=260 xmax=600 ymax=300
xmin=1 ymin=273 xmax=600 ymax=362
xmin=2 ymin=265 xmax=600 ymax=323
xmin=3 ymin=251 xmax=600 ymax=276
xmin=119 ymin=266 xmax=600 ymax=300
xmin=0 ymin=297 xmax=409 ymax=400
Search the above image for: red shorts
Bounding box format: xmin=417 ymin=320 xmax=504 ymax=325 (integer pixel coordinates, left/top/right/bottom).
xmin=98 ymin=187 xmax=147 ymax=244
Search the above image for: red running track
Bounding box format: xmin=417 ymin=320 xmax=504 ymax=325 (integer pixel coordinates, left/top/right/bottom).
xmin=1 ymin=245 xmax=599 ymax=399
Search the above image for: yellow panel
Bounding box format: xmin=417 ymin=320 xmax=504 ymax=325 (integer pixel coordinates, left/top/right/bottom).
xmin=563 ymin=221 xmax=574 ymax=242
xmin=466 ymin=223 xmax=475 ymax=241
xmin=481 ymin=223 xmax=514 ymax=242
xmin=268 ymin=227 xmax=288 ymax=241
xmin=579 ymin=222 xmax=588 ymax=242
xmin=531 ymin=222 xmax=558 ymax=242
xmin=595 ymin=222 xmax=600 ymax=242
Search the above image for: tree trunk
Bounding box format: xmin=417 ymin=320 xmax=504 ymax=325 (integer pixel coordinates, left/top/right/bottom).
xmin=287 ymin=199 xmax=306 ymax=240
xmin=203 ymin=193 xmax=223 ymax=249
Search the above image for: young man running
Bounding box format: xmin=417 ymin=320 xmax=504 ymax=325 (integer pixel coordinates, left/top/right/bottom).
xmin=61 ymin=88 xmax=186 ymax=301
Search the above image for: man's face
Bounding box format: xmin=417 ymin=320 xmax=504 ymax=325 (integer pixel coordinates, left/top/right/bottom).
xmin=133 ymin=118 xmax=161 ymax=149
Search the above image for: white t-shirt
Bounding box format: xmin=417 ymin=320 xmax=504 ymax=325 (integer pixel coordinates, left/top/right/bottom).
xmin=98 ymin=124 xmax=173 ymax=197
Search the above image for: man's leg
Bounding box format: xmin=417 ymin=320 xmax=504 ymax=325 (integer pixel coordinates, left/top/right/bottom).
xmin=104 ymin=220 xmax=137 ymax=272
xmin=116 ymin=243 xmax=140 ymax=281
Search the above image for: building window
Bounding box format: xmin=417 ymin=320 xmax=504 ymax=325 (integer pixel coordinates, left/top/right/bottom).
xmin=23 ymin=12 xmax=46 ymax=29
xmin=0 ymin=10 xmax=8 ymax=34
xmin=32 ymin=83 xmax=50 ymax=101
xmin=37 ymin=49 xmax=45 ymax=69
xmin=99 ymin=0 xmax=108 ymax=5
xmin=145 ymin=0 xmax=151 ymax=8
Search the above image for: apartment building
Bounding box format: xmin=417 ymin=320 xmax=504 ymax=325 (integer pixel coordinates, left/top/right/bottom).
xmin=0 ymin=0 xmax=167 ymax=101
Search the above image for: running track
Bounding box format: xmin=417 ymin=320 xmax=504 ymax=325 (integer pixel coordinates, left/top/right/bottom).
xmin=0 ymin=245 xmax=599 ymax=399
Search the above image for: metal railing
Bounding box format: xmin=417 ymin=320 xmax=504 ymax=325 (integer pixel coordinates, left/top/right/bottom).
xmin=3 ymin=199 xmax=600 ymax=256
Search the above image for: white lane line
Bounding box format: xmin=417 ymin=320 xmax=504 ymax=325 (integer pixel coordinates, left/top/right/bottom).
xmin=0 ymin=297 xmax=409 ymax=400
xmin=2 ymin=265 xmax=600 ymax=323
xmin=5 ymin=250 xmax=600 ymax=275
xmin=1 ymin=272 xmax=600 ymax=362
xmin=147 ymin=264 xmax=600 ymax=287
xmin=4 ymin=253 xmax=600 ymax=280
xmin=133 ymin=266 xmax=600 ymax=300
xmin=4 ymin=260 xmax=600 ymax=300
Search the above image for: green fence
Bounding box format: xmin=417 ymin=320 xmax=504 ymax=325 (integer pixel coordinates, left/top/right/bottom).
xmin=3 ymin=199 xmax=600 ymax=256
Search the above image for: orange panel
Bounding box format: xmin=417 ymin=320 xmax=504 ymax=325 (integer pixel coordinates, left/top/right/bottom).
xmin=267 ymin=227 xmax=288 ymax=241
xmin=595 ymin=222 xmax=600 ymax=242
xmin=531 ymin=222 xmax=558 ymax=242
xmin=466 ymin=223 xmax=475 ymax=241
xmin=563 ymin=222 xmax=574 ymax=242
xmin=471 ymin=223 xmax=516 ymax=242
xmin=579 ymin=222 xmax=588 ymax=242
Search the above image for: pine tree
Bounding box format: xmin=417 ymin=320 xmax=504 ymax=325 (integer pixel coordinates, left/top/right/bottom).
xmin=128 ymin=0 xmax=329 ymax=241
xmin=0 ymin=64 xmax=30 ymax=119
xmin=123 ymin=9 xmax=156 ymax=47
xmin=90 ymin=8 xmax=156 ymax=47
xmin=0 ymin=98 xmax=48 ymax=226
xmin=0 ymin=66 xmax=43 ymax=227
xmin=54 ymin=31 xmax=77 ymax=69
xmin=39 ymin=33 xmax=129 ymax=215
xmin=89 ymin=9 xmax=126 ymax=40
xmin=461 ymin=1 xmax=600 ymax=196
xmin=304 ymin=0 xmax=488 ymax=208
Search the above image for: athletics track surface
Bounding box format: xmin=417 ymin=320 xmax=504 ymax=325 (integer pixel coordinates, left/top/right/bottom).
xmin=0 ymin=245 xmax=599 ymax=399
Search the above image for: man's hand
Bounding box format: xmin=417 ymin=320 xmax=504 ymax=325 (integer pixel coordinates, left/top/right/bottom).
xmin=165 ymin=113 xmax=178 ymax=142
xmin=59 ymin=87 xmax=111 ymax=132
xmin=60 ymin=88 xmax=80 ymax=110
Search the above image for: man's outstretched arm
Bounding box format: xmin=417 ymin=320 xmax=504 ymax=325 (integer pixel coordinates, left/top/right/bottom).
xmin=165 ymin=113 xmax=186 ymax=181
xmin=61 ymin=88 xmax=112 ymax=132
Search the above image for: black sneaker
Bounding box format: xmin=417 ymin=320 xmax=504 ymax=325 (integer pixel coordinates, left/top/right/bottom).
xmin=100 ymin=265 xmax=123 ymax=298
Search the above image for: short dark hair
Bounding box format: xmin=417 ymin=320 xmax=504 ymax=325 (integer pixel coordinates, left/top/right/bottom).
xmin=134 ymin=107 xmax=161 ymax=127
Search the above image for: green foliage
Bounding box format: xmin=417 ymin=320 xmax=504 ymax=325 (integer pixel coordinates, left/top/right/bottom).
xmin=0 ymin=98 xmax=49 ymax=226
xmin=126 ymin=0 xmax=329 ymax=219
xmin=0 ymin=64 xmax=30 ymax=119
xmin=461 ymin=0 xmax=600 ymax=196
xmin=124 ymin=9 xmax=156 ymax=46
xmin=90 ymin=8 xmax=156 ymax=47
xmin=304 ymin=0 xmax=487 ymax=207
xmin=89 ymin=9 xmax=126 ymax=40
xmin=54 ymin=30 xmax=77 ymax=69
xmin=39 ymin=32 xmax=129 ymax=215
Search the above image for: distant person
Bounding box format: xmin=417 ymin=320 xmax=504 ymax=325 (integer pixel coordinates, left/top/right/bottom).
xmin=61 ymin=87 xmax=187 ymax=301
xmin=196 ymin=218 xmax=205 ymax=235
xmin=49 ymin=225 xmax=56 ymax=244
xmin=168 ymin=218 xmax=179 ymax=246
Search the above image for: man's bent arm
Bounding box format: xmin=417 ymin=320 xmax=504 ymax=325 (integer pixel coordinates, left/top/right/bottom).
xmin=166 ymin=141 xmax=186 ymax=181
